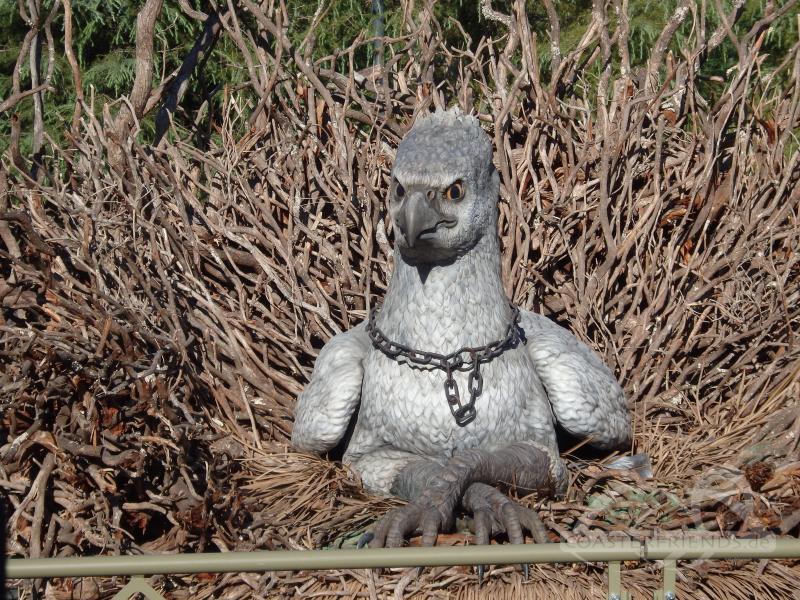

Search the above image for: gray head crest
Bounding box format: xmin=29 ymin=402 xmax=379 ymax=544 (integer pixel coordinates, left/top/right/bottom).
xmin=394 ymin=108 xmax=494 ymax=188
xmin=410 ymin=107 xmax=485 ymax=136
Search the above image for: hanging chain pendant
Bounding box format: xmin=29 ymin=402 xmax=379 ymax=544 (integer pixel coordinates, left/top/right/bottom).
xmin=366 ymin=305 xmax=521 ymax=427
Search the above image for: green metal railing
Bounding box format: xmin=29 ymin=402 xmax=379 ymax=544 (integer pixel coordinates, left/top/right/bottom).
xmin=7 ymin=538 xmax=800 ymax=600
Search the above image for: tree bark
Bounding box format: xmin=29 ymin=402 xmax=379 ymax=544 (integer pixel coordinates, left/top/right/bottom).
xmin=113 ymin=0 xmax=164 ymax=140
xmin=154 ymin=9 xmax=224 ymax=146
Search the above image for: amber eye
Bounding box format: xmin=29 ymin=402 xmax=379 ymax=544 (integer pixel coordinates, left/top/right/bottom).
xmin=445 ymin=180 xmax=464 ymax=201
xmin=395 ymin=181 xmax=406 ymax=198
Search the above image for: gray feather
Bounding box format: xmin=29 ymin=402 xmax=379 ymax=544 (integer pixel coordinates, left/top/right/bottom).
xmin=519 ymin=311 xmax=631 ymax=449
xmin=291 ymin=322 xmax=369 ymax=454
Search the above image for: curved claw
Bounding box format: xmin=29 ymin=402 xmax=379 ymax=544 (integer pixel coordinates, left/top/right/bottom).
xmin=472 ymin=508 xmax=492 ymax=585
xmin=472 ymin=509 xmax=492 ymax=545
xmin=463 ymin=482 xmax=551 ymax=580
xmin=368 ymin=503 xmax=445 ymax=548
xmin=498 ymin=499 xmax=524 ymax=545
xmin=514 ymin=504 xmax=549 ymax=544
xmin=357 ymin=531 xmax=374 ymax=549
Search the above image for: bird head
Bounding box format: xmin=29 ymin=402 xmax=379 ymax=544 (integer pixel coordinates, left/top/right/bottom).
xmin=389 ymin=108 xmax=499 ymax=264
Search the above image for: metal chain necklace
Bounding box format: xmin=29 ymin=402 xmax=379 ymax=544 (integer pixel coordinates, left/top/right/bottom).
xmin=366 ymin=305 xmax=522 ymax=427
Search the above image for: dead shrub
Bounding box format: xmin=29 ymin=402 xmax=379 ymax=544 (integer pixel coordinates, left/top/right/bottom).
xmin=1 ymin=0 xmax=798 ymax=598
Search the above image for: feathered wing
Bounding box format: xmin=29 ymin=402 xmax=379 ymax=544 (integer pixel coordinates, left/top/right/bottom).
xmin=520 ymin=310 xmax=631 ymax=449
xmin=291 ymin=322 xmax=370 ymax=454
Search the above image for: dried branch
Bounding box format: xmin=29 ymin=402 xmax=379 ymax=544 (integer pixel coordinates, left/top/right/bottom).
xmin=0 ymin=84 xmax=53 ymax=114
xmin=542 ymin=0 xmax=561 ymax=79
xmin=26 ymin=0 xmax=44 ymax=166
xmin=613 ymin=0 xmax=631 ymax=78
xmin=645 ymin=0 xmax=691 ymax=91
xmin=1 ymin=3 xmax=799 ymax=598
xmin=480 ymin=0 xmax=513 ymax=30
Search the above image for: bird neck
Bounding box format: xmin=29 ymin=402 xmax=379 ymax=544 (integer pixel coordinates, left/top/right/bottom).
xmin=377 ymin=233 xmax=512 ymax=353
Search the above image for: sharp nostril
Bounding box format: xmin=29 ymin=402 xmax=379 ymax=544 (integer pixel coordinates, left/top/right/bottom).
xmin=426 ymin=190 xmax=435 ymax=201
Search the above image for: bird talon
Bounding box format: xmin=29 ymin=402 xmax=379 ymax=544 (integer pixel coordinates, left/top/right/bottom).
xmin=462 ymin=481 xmax=552 ymax=584
xmin=357 ymin=532 xmax=374 ymax=549
xmin=476 ymin=564 xmax=485 ymax=584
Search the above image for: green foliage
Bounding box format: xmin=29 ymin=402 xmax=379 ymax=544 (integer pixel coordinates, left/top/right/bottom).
xmin=287 ymin=0 xmax=389 ymax=64
xmin=0 ymin=2 xmax=28 ymax=99
xmin=0 ymin=0 xmax=246 ymax=154
xmin=0 ymin=0 xmax=797 ymax=158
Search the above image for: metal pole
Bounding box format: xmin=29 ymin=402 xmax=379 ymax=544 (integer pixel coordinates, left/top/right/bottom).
xmin=645 ymin=537 xmax=800 ymax=560
xmin=6 ymin=538 xmax=800 ymax=580
xmin=8 ymin=542 xmax=641 ymax=579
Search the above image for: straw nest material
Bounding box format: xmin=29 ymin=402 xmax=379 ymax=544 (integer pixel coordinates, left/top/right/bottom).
xmin=1 ymin=1 xmax=798 ymax=598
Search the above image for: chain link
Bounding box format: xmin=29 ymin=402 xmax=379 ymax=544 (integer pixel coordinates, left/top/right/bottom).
xmin=366 ymin=305 xmax=522 ymax=427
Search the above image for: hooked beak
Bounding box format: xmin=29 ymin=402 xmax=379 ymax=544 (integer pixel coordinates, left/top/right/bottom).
xmin=396 ymin=192 xmax=444 ymax=248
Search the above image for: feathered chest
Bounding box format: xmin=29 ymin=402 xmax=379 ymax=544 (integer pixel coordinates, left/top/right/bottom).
xmin=359 ymin=338 xmax=551 ymax=456
xmin=366 ymin=304 xmax=524 ymax=426
xmin=356 ymin=245 xmax=555 ymax=456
